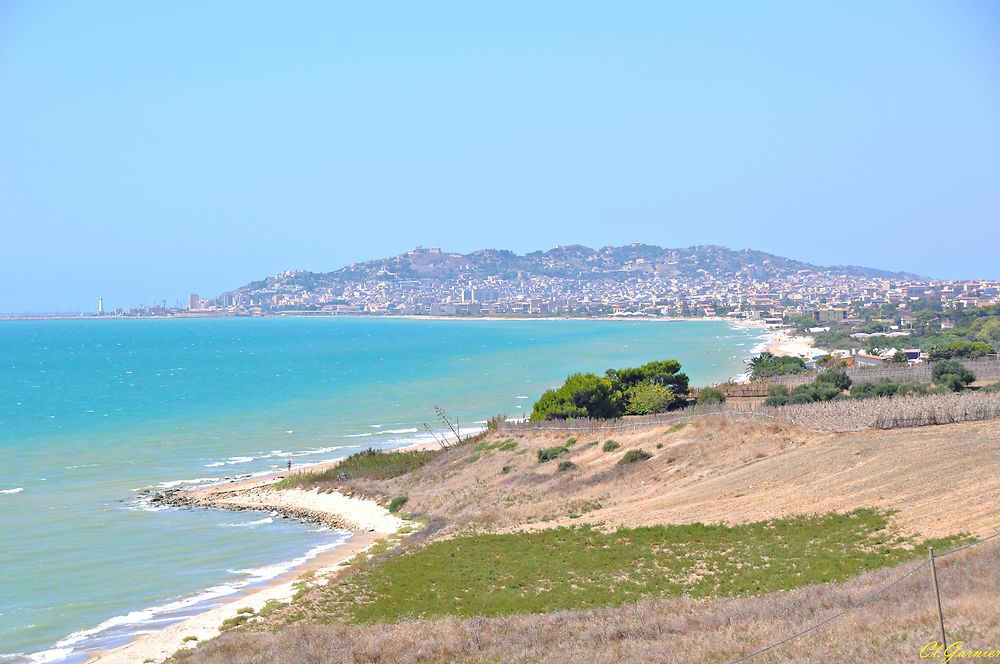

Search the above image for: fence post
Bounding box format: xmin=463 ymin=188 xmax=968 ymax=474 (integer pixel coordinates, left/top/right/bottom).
xmin=929 ymin=547 xmax=947 ymax=651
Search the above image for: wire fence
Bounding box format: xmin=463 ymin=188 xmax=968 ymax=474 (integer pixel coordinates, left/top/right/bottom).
xmin=727 ymin=531 xmax=1000 ymax=663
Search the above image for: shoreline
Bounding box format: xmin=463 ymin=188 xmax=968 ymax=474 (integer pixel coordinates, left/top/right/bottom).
xmin=84 ymin=444 xmax=438 ymax=664
xmin=52 ymin=321 xmax=775 ymax=663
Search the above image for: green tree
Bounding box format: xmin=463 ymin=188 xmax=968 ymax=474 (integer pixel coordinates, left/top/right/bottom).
xmin=747 ymin=352 xmax=809 ymax=381
xmin=974 ymin=319 xmax=1000 ymax=350
xmin=530 ymin=373 xmax=621 ymax=421
xmin=606 ymin=359 xmax=689 ymax=396
xmin=931 ymin=360 xmax=975 ymax=392
xmin=624 ymin=383 xmax=676 ymax=415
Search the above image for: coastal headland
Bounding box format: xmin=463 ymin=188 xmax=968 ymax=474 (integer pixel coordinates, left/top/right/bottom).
xmin=87 ymin=446 xmax=436 ymax=664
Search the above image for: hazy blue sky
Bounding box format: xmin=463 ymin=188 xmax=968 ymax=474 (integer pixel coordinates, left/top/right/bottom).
xmin=2 ymin=2 xmax=998 ymax=312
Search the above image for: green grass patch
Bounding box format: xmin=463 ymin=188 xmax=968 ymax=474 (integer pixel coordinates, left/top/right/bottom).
xmin=618 ymin=449 xmax=652 ymax=464
xmin=565 ymin=437 xmax=577 ymax=447
xmin=474 ymin=438 xmax=518 ymax=453
xmin=664 ymin=422 xmax=688 ymax=435
xmin=465 ymin=454 xmax=481 ymax=464
xmin=181 ymin=635 xmax=198 ymax=642
xmin=601 ymin=440 xmax=620 ymax=452
xmin=388 ymin=496 xmax=409 ymax=513
xmin=220 ymin=614 xmax=250 ymax=630
xmin=319 ymin=510 xmax=968 ymax=624
xmin=274 ymin=448 xmax=440 ymax=489
xmin=258 ymin=600 xmax=283 ymax=617
xmin=235 ymin=606 xmax=255 ymax=615
xmin=536 ymin=446 xmax=569 ymax=462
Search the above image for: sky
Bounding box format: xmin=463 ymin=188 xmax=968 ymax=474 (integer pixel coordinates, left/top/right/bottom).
xmin=1 ymin=2 xmax=999 ymax=312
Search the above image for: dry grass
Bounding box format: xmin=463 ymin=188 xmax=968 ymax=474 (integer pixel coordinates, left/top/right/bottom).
xmin=319 ymin=417 xmax=1000 ymax=540
xmin=174 ymin=538 xmax=1000 ymax=664
xmin=168 ymin=416 xmax=1000 ymax=663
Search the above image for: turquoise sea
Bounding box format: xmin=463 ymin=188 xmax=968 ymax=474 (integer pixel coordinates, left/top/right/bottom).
xmin=0 ymin=317 xmax=764 ymax=662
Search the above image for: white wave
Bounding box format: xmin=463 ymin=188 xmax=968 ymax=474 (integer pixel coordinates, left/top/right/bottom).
xmin=221 ymin=517 xmax=273 ymax=528
xmin=0 ymin=653 xmax=28 ymax=663
xmin=344 ymin=432 xmax=373 ymax=438
xmin=232 ymin=534 xmax=350 ymax=583
xmin=0 ymin=488 xmax=23 ymax=495
xmin=25 ymin=647 xmax=73 ymax=663
xmin=29 ymin=532 xmax=350 ymax=663
xmin=378 ymin=428 xmax=417 ymax=435
xmin=156 ymin=477 xmax=219 ymax=489
xmin=515 ymin=395 xmax=529 ymax=399
xmin=287 ymin=445 xmax=355 ymax=457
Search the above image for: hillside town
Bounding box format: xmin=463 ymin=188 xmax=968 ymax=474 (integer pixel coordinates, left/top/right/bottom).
xmin=134 ymin=245 xmax=998 ymax=329
xmin=93 ymin=245 xmax=999 ymax=321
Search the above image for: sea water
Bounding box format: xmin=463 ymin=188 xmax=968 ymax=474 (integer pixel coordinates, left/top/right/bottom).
xmin=0 ymin=317 xmax=764 ymax=661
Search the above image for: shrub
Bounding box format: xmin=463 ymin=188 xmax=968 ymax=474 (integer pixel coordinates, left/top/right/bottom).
xmin=501 ymin=465 xmax=515 ymax=474
xmin=983 ymin=382 xmax=1000 ymax=393
xmin=618 ymin=449 xmax=653 ymax=464
xmin=815 ymin=369 xmax=852 ymax=391
xmin=388 ymin=496 xmax=409 ymax=513
xmin=931 ymin=359 xmax=975 ymax=391
xmin=851 ymin=380 xmax=930 ymax=400
xmin=557 ymin=460 xmax=578 ymax=472
xmin=602 ymin=439 xmax=620 ymax=452
xmin=537 ymin=446 xmax=569 ymax=462
xmin=486 ymin=414 xmax=507 ymax=432
xmin=220 ymin=614 xmax=250 ymax=630
xmin=565 ymin=437 xmax=577 ymax=446
xmin=697 ymin=387 xmax=726 ymax=405
xmin=764 ymin=385 xmax=790 ymax=406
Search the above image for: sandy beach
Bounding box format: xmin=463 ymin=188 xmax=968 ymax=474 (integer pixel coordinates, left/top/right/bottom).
xmin=86 ymin=445 xmax=435 ymax=664
xmin=764 ymin=328 xmax=824 ymax=359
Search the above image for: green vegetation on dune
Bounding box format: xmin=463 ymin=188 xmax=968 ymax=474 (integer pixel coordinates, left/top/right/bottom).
xmin=748 ymin=351 xmax=809 ymax=381
xmin=302 ymin=510 xmax=967 ymax=624
xmin=531 ymin=359 xmax=689 ymax=420
xmin=273 ymin=448 xmax=440 ymax=489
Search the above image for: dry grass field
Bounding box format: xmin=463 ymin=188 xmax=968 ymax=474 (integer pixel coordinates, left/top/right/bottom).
xmin=339 ymin=416 xmax=1000 ymax=539
xmin=173 ymin=416 xmax=1000 ymax=663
